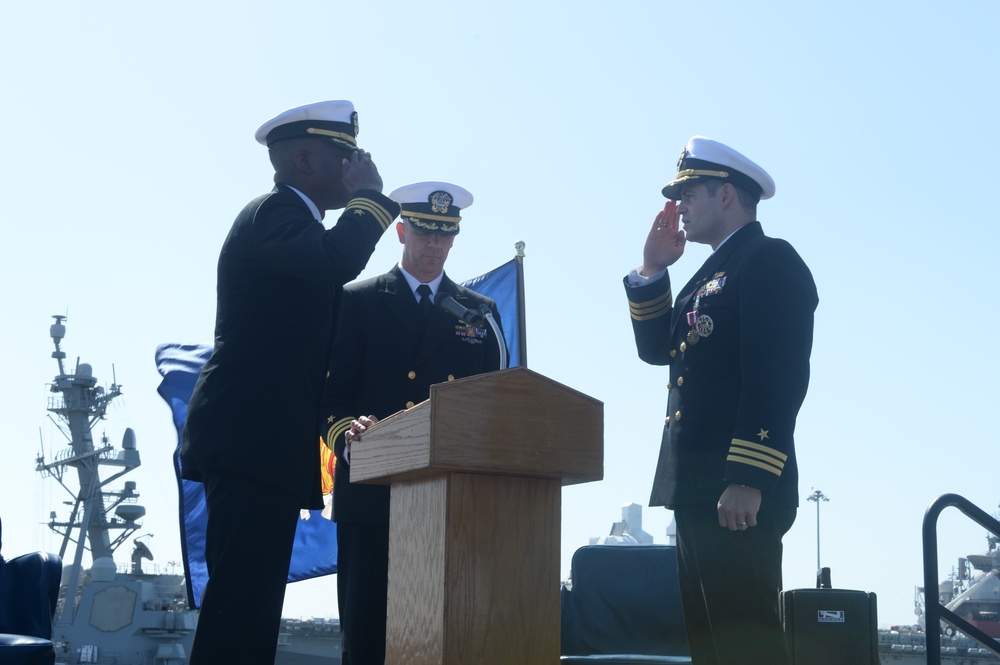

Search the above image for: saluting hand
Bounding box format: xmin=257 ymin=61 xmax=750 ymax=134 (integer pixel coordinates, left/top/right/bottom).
xmin=641 ymin=200 xmax=686 ymax=276
xmin=342 ymin=150 xmax=384 ymax=195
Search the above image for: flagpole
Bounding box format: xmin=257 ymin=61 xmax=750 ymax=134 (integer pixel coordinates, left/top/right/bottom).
xmin=514 ymin=240 xmax=527 ymax=368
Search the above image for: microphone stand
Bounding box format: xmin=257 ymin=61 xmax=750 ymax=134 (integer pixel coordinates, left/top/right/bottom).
xmin=479 ymin=304 xmax=508 ymax=369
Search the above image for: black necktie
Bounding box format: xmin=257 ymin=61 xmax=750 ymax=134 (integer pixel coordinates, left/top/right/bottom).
xmin=417 ymin=284 xmax=433 ymax=322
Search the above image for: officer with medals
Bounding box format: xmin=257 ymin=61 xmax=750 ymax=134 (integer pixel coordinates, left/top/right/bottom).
xmin=321 ymin=181 xmax=505 ymax=665
xmin=624 ymin=137 xmax=818 ymax=664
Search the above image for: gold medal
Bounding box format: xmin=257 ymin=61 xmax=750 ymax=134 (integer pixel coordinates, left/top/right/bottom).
xmin=686 ymin=328 xmax=700 ymax=344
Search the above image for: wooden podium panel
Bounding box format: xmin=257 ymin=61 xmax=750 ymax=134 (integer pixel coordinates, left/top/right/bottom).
xmin=352 ymin=367 xmax=603 ymax=665
xmin=350 ymin=366 xmax=603 ymax=486
xmin=385 ymin=473 xmax=561 ymax=664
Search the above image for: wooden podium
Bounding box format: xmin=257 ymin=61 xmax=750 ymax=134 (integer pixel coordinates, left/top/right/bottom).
xmin=351 ymin=366 xmax=603 ymax=664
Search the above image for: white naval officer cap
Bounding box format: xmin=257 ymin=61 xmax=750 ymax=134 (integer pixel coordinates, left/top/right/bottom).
xmin=389 ymin=181 xmax=474 ymax=236
xmin=254 ymin=100 xmax=359 ymax=151
xmin=662 ymin=136 xmax=775 ymax=201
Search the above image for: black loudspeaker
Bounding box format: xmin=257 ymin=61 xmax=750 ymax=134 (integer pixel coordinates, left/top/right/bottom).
xmin=779 ymin=588 xmax=879 ymax=665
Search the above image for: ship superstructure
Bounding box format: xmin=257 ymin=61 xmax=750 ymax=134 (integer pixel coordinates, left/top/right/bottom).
xmin=36 ymin=316 xmax=196 ymax=664
xmin=33 ymin=317 xmax=340 ymax=664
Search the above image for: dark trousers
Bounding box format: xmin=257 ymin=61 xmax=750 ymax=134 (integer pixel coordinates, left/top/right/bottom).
xmin=674 ymin=502 xmax=796 ymax=665
xmin=337 ymin=521 xmax=390 ymax=665
xmin=189 ymin=472 xmax=301 ymax=665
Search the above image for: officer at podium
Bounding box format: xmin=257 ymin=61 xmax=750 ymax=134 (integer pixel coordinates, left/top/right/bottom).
xmin=322 ymin=181 xmax=504 ymax=665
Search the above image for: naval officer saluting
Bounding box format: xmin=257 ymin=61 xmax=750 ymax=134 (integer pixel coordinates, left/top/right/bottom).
xmin=181 ymin=100 xmax=399 ymax=665
xmin=624 ymin=136 xmax=818 ymax=664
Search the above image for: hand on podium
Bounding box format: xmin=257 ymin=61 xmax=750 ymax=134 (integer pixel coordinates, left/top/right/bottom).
xmin=343 ymin=414 xmax=379 ymax=463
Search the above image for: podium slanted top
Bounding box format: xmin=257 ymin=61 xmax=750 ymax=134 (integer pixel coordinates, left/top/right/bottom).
xmin=350 ymin=366 xmax=603 ymax=486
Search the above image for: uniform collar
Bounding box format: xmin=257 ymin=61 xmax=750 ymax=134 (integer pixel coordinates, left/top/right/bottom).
xmin=281 ymin=184 xmax=322 ymax=222
xmin=397 ymin=263 xmax=445 ymax=301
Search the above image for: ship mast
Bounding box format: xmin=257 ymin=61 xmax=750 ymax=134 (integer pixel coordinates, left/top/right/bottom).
xmin=36 ymin=315 xmax=145 ymax=623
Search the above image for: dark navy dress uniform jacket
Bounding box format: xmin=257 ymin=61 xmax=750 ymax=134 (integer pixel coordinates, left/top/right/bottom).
xmin=181 ymin=185 xmax=399 ymax=509
xmin=625 ymin=222 xmax=818 ymax=509
xmin=322 ymin=265 xmax=504 ymax=525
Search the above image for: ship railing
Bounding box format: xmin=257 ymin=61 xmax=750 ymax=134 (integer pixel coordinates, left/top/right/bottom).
xmin=47 ymin=386 xmax=120 ymax=416
xmin=112 ymin=561 xmax=189 ymax=580
xmin=923 ymin=493 xmax=1000 ymax=664
xmin=48 ymin=393 xmax=96 ymax=413
xmin=42 ymin=443 xmax=119 ymax=468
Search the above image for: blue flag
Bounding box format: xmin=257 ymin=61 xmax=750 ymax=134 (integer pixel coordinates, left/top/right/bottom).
xmin=155 ymin=344 xmax=339 ymax=609
xmin=155 ymin=257 xmax=525 ymax=608
xmin=461 ymin=258 xmax=523 ymax=368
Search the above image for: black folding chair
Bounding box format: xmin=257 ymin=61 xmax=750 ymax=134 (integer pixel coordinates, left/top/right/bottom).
xmin=0 ymin=517 xmax=63 ymax=665
xmin=561 ymin=545 xmax=692 ymax=664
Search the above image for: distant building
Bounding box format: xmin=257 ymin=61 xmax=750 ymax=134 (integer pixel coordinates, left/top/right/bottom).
xmin=589 ymin=503 xmax=656 ymax=546
xmin=664 ymin=512 xmax=677 ymax=546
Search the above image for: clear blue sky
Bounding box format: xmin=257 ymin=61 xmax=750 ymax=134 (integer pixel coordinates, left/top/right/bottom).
xmin=3 ymin=0 xmax=999 ymax=628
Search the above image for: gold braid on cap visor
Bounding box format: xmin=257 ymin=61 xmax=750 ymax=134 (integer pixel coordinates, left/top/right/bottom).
xmin=306 ymin=127 xmax=357 ymax=147
xmin=405 ymin=212 xmax=461 ymax=234
xmin=673 ymin=168 xmax=730 ymax=181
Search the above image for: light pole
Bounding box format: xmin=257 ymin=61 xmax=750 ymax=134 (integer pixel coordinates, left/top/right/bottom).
xmin=807 ymin=489 xmax=829 ymax=572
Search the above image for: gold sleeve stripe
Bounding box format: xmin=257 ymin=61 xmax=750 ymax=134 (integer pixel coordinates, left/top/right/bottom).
xmin=346 ymin=198 xmax=394 ymax=231
xmin=729 ymin=447 xmax=785 ymax=468
xmin=730 ymin=438 xmax=788 ymax=462
xmin=630 ymin=288 xmax=673 ymax=310
xmin=727 ymin=454 xmax=783 ymax=477
xmin=347 ymin=198 xmax=394 ymax=231
xmin=629 ymin=290 xmax=673 ymax=321
xmin=326 ymin=417 xmax=353 ymax=448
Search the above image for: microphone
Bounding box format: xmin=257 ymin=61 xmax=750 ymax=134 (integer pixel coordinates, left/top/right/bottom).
xmin=435 ymin=292 xmax=484 ymax=327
